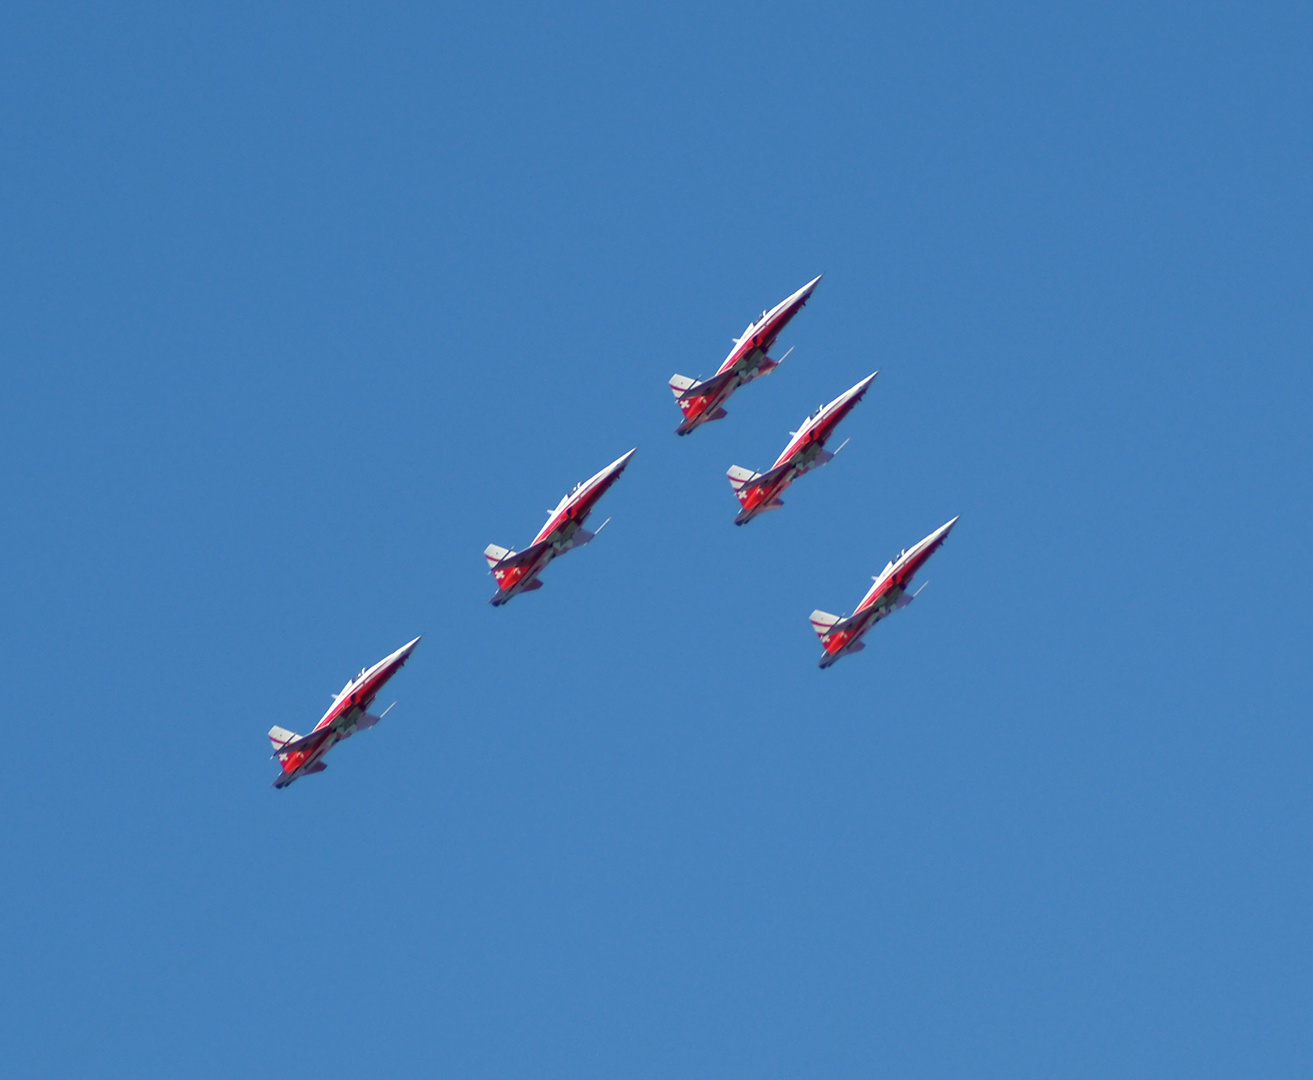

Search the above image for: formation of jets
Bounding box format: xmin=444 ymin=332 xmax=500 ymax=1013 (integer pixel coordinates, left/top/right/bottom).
xmin=270 ymin=276 xmax=957 ymax=787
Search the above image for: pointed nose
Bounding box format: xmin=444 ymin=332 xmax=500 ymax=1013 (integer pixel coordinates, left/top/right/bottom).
xmin=394 ymin=635 xmax=422 ymax=660
xmin=784 ymin=274 xmax=823 ymax=306
xmin=843 ymin=371 xmax=878 ymax=400
xmin=923 ymin=517 xmax=959 ymax=546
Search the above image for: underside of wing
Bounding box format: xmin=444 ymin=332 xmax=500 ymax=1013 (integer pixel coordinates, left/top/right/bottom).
xmin=744 ymin=461 xmax=792 ymax=495
xmin=490 ymin=539 xmax=550 ymax=572
xmin=821 ymin=605 xmax=885 ymax=644
xmin=272 ymin=724 xmax=337 ymax=760
xmin=677 ymin=367 xmax=736 ymax=401
xmin=488 ymin=538 xmax=553 ymax=599
xmin=822 ymin=613 xmax=860 ymax=640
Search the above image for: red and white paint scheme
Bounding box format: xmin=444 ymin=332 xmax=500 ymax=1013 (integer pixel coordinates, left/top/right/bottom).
xmin=726 ymin=371 xmax=877 ymax=525
xmin=485 ymin=448 xmax=637 ymax=606
xmin=268 ymin=636 xmax=421 ymax=788
xmin=810 ymin=517 xmax=958 ymax=668
xmin=669 ymin=274 xmax=822 ymax=435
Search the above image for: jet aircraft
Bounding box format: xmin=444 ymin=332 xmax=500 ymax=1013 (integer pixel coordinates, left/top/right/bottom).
xmin=268 ymin=635 xmax=421 ymax=787
xmin=726 ymin=372 xmax=877 ymax=525
xmin=485 ymin=448 xmax=636 ymax=606
xmin=669 ymin=274 xmax=822 ymax=435
xmin=810 ymin=517 xmax=958 ymax=668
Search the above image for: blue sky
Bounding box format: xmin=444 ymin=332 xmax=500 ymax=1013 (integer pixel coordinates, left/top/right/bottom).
xmin=2 ymin=3 xmax=1310 ymax=1077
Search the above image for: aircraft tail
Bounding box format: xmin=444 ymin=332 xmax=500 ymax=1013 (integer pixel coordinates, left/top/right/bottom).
xmin=726 ymin=465 xmax=761 ymax=499
xmin=268 ymin=725 xmax=300 ymax=755
xmin=669 ymin=373 xmax=699 ymax=398
xmin=484 ymin=543 xmax=514 ymax=569
xmin=809 ymin=611 xmax=842 ymax=640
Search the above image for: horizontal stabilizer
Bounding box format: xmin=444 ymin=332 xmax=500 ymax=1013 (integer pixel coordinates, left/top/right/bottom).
xmin=809 ymin=610 xmax=842 ymax=639
xmin=707 ymin=407 xmax=728 ymax=421
xmin=303 ymin=760 xmax=328 ymax=774
xmin=669 ymin=373 xmax=698 ymax=397
xmin=847 ymin=641 xmax=865 ymax=653
xmin=521 ymin=579 xmax=544 ymax=591
xmin=726 ymin=465 xmax=761 ymax=493
xmin=484 ymin=543 xmax=514 ymax=569
xmin=268 ymin=725 xmax=300 ymax=753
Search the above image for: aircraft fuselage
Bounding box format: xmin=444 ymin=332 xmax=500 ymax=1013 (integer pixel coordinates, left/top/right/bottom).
xmin=273 ymin=637 xmax=420 ymax=787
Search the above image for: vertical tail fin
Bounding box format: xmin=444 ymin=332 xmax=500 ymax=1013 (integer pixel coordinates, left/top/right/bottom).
xmin=669 ymin=374 xmax=699 ymax=398
xmin=268 ymin=725 xmax=300 ymax=754
xmin=726 ymin=465 xmax=760 ymax=494
xmin=809 ymin=610 xmax=842 ymax=641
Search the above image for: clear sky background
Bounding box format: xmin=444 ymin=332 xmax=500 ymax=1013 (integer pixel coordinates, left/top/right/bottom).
xmin=2 ymin=3 xmax=1310 ymax=1077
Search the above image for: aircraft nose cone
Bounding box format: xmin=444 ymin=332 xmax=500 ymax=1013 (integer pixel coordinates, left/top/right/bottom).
xmin=788 ymin=274 xmax=823 ymax=305
xmin=837 ymin=371 xmax=878 ymax=404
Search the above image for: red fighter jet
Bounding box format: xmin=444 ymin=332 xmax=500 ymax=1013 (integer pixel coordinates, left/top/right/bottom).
xmin=726 ymin=372 xmax=877 ymax=525
xmin=268 ymin=636 xmax=421 ymax=787
xmin=810 ymin=517 xmax=958 ymax=668
xmin=669 ymin=274 xmax=822 ymax=435
xmin=484 ymin=448 xmax=636 ymax=606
